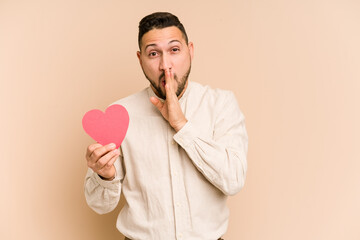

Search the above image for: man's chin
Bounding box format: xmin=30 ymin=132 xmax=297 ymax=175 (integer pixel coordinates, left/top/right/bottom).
xmin=150 ymin=83 xmax=166 ymax=100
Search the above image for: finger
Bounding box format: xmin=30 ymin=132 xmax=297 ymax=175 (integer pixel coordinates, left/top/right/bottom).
xmin=165 ymin=81 xmax=177 ymax=103
xmin=98 ymin=154 xmax=118 ymax=176
xmin=150 ymin=96 xmax=164 ymax=110
xmin=89 ymin=143 xmax=116 ymax=163
xmin=95 ymin=148 xmax=119 ymax=170
xmin=164 ymin=68 xmax=175 ymax=92
xmin=164 ymin=68 xmax=172 ymax=83
xmin=86 ymin=143 xmax=102 ymax=159
xmin=105 ymin=154 xmax=119 ymax=168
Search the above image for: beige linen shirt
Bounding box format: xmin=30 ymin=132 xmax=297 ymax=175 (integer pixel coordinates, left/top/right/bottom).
xmin=84 ymin=81 xmax=248 ymax=240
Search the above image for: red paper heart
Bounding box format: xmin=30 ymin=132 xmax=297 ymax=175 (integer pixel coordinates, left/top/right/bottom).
xmin=82 ymin=104 xmax=129 ymax=149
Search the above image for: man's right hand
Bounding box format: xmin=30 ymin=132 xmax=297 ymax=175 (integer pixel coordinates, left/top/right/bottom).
xmin=86 ymin=143 xmax=120 ymax=181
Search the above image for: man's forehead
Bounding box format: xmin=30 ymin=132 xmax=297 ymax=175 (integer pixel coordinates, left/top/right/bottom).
xmin=141 ymin=26 xmax=186 ymax=49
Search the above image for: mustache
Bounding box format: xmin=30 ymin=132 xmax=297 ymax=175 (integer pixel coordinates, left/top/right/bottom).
xmin=159 ymin=72 xmax=165 ymax=81
xmin=159 ymin=71 xmax=177 ymax=82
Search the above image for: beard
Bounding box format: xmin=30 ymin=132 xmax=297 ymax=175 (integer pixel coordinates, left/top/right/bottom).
xmin=143 ymin=65 xmax=192 ymax=100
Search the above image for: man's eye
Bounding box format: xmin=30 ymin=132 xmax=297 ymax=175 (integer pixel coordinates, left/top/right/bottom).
xmin=149 ymin=52 xmax=157 ymax=57
xmin=172 ymin=48 xmax=180 ymax=52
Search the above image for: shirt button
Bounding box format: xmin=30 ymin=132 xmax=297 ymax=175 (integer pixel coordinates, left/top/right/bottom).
xmin=171 ymin=140 xmax=176 ymax=145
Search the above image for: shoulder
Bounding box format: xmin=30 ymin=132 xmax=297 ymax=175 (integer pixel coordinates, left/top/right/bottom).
xmin=110 ymin=88 xmax=155 ymax=116
xmin=111 ymin=88 xmax=147 ymax=106
xmin=188 ymin=81 xmax=236 ymax=106
xmin=188 ymin=81 xmax=243 ymax=120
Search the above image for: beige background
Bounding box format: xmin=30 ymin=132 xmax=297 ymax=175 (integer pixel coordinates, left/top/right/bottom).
xmin=1 ymin=0 xmax=359 ymax=239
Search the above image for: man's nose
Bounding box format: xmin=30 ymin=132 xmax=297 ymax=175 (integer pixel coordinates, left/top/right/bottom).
xmin=159 ymin=53 xmax=172 ymax=71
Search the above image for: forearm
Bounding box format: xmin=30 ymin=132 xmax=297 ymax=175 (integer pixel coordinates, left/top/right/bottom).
xmin=174 ymin=121 xmax=248 ymax=196
xmin=84 ymin=168 xmax=122 ymax=214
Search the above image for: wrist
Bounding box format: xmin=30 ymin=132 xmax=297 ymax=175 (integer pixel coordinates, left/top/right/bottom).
xmin=98 ymin=174 xmax=115 ymax=181
xmin=174 ymin=119 xmax=188 ymax=132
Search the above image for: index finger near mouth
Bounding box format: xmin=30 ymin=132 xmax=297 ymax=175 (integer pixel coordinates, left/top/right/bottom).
xmin=165 ymin=69 xmax=176 ymax=92
xmin=164 ymin=68 xmax=172 ymax=83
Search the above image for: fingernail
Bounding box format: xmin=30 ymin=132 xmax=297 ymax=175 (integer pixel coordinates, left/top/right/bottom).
xmin=109 ymin=143 xmax=116 ymax=148
xmin=113 ymin=149 xmax=119 ymax=154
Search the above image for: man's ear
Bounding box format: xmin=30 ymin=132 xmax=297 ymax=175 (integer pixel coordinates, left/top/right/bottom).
xmin=137 ymin=51 xmax=142 ymax=65
xmin=188 ymin=42 xmax=194 ymax=61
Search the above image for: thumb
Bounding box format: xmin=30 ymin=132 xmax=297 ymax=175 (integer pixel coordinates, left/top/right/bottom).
xmin=150 ymin=96 xmax=163 ymax=111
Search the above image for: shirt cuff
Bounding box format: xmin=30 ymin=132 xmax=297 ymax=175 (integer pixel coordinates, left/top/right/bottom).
xmin=173 ymin=121 xmax=198 ymax=147
xmin=94 ymin=172 xmax=120 ymax=190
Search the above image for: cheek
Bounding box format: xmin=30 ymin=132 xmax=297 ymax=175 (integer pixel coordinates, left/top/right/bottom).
xmin=142 ymin=60 xmax=158 ymax=74
xmin=176 ymin=55 xmax=191 ymax=72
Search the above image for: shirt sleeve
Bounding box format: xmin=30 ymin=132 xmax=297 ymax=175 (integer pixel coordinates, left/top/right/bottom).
xmin=173 ymin=92 xmax=248 ymax=196
xmin=84 ymin=156 xmax=124 ymax=214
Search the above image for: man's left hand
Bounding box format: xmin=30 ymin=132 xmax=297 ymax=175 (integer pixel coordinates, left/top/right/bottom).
xmin=150 ymin=69 xmax=187 ymax=132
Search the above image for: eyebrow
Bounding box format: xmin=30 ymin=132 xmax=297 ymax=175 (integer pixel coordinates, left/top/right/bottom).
xmin=144 ymin=40 xmax=183 ymax=52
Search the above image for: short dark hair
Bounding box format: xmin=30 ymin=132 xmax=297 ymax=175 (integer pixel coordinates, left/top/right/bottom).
xmin=138 ymin=12 xmax=188 ymax=50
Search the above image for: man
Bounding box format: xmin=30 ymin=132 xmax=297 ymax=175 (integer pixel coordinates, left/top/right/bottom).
xmin=84 ymin=12 xmax=248 ymax=240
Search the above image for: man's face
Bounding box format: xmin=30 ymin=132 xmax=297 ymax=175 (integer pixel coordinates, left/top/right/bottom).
xmin=137 ymin=26 xmax=194 ymax=99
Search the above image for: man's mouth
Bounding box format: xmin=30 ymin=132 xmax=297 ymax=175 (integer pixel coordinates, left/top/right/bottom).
xmin=161 ymin=80 xmax=166 ymax=87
